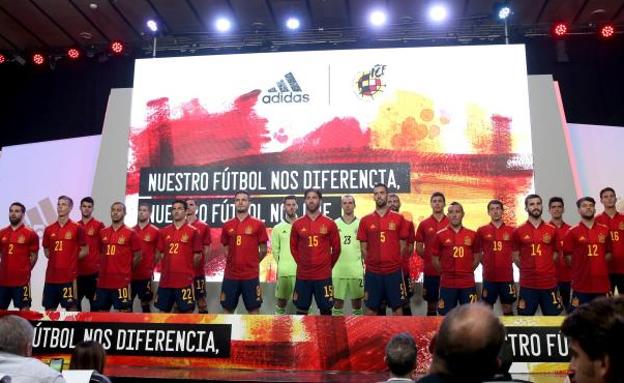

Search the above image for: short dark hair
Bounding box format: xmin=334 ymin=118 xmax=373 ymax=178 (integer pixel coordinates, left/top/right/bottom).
xmin=430 ymin=192 xmax=446 ymax=203
xmin=548 ymin=196 xmax=564 ymax=208
xmin=524 ymin=193 xmax=542 ymax=208
xmin=58 ymin=195 xmax=74 ymax=208
xmin=138 ymin=202 xmax=152 ymax=211
xmin=448 ymin=201 xmax=464 ymax=213
xmin=172 ymin=199 xmax=188 ymax=210
xmin=283 ymin=195 xmax=297 ymax=203
xmin=487 ymin=200 xmax=503 ymax=211
xmin=9 ymin=202 xmax=26 ymax=214
xmin=385 ymin=333 xmax=417 ymax=377
xmin=561 ymin=297 xmax=624 ymax=382
xmin=600 ymin=187 xmax=616 ymax=199
xmin=304 ymin=188 xmax=322 ymax=199
xmin=80 ymin=197 xmax=94 ymax=206
xmin=69 ymin=340 xmax=107 ymax=373
xmin=234 ymin=191 xmax=250 ymax=199
xmin=374 ymin=183 xmax=388 ymax=192
xmin=576 ymin=196 xmax=596 ymax=208
xmin=111 ymin=201 xmax=127 ymax=213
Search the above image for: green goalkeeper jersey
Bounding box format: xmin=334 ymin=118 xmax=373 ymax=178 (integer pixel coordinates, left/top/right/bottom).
xmin=271 ymin=221 xmax=297 ymax=277
xmin=333 ymin=217 xmax=363 ymax=279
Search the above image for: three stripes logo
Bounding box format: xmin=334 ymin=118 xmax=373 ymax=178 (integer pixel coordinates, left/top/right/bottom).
xmin=262 ymin=72 xmax=310 ymax=104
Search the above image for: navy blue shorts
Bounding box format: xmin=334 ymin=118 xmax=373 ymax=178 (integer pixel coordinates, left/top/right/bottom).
xmin=481 ymin=281 xmax=517 ymax=305
xmin=438 ymin=286 xmax=478 ymax=315
xmin=423 ymin=275 xmax=440 ymax=303
xmin=364 ymin=270 xmax=406 ymax=311
xmin=221 ymin=278 xmax=262 ymax=312
xmin=194 ymin=277 xmax=207 ymax=300
xmin=0 ymin=285 xmax=31 ymax=309
xmin=155 ymin=286 xmax=195 ymax=313
xmin=403 ymin=273 xmax=414 ymax=299
xmin=77 ymin=273 xmax=98 ymax=303
xmin=131 ymin=279 xmax=154 ymax=302
xmin=293 ymin=278 xmax=333 ymax=312
xmin=93 ymin=287 xmax=132 ymax=312
xmin=569 ymin=291 xmax=609 ymax=312
xmin=558 ymin=281 xmax=571 ymax=311
xmin=517 ymin=287 xmax=562 ymax=316
xmin=42 ymin=282 xmax=76 ymax=310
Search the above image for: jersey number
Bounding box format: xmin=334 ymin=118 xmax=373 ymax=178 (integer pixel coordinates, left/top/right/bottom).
xmin=343 ymin=235 xmax=351 ymax=245
xmin=587 ymin=244 xmax=599 ymax=257
xmin=7 ymin=244 xmax=14 ymax=255
xmin=492 ymin=241 xmax=502 ymax=252
xmin=105 ymin=244 xmax=116 ymax=256
xmin=452 ymin=246 xmax=464 ymax=258
xmin=323 ymin=285 xmax=334 ymax=298
xmin=62 ymin=287 xmax=74 ymax=299
xmin=54 ymin=241 xmax=63 ymax=252
xmin=169 ymin=243 xmax=179 ymax=254
xmin=236 ymin=235 xmax=242 ymax=246
xmin=468 ymin=293 xmax=478 ymax=303
xmin=530 ymin=243 xmax=542 ymax=256
xmin=182 ymin=288 xmax=193 ymax=301
xmin=380 ymin=231 xmax=386 ymax=243
xmin=308 ymin=235 xmax=319 ymax=247
xmin=611 ymin=231 xmax=620 ymax=242
xmin=117 ymin=287 xmax=129 ymax=299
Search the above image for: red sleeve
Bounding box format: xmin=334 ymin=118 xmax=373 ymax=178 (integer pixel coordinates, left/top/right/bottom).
xmin=330 ymin=221 xmax=341 ymax=267
xmin=157 ymin=229 xmax=165 ymax=252
xmin=398 ymin=216 xmax=410 ymax=240
xmin=511 ymin=229 xmax=520 ymax=251
xmin=96 ymin=222 xmax=105 ymax=248
xmin=472 ymin=232 xmax=481 ymax=254
xmin=562 ymin=229 xmax=575 ymax=255
xmin=42 ymin=227 xmax=50 ymax=249
xmin=192 ymin=229 xmax=202 ymax=253
xmin=475 ymin=228 xmax=484 ymax=253
xmin=29 ymin=230 xmax=40 ymax=253
xmin=407 ymin=222 xmax=416 ymax=244
xmin=76 ymin=225 xmax=87 ymax=246
xmin=290 ymin=221 xmax=300 ymax=264
xmin=203 ymin=225 xmax=212 ymax=245
xmin=356 ymin=217 xmax=368 ymax=242
xmin=257 ymin=222 xmax=269 ymax=243
xmin=415 ymin=222 xmax=425 ymax=242
xmin=605 ymin=230 xmax=613 ymax=254
xmin=130 ymin=231 xmax=141 ymax=252
xmin=431 ymin=233 xmax=442 ymax=258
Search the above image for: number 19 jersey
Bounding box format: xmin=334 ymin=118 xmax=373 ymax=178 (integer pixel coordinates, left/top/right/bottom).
xmin=333 ymin=217 xmax=363 ymax=279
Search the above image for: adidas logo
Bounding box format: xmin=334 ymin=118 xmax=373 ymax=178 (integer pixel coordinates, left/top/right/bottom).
xmin=262 ymin=72 xmax=310 ymax=104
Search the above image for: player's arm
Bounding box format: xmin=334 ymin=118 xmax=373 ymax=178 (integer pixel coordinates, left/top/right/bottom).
xmin=472 ymin=235 xmax=482 ymax=270
xmin=155 ymin=251 xmax=163 ymax=264
xmin=432 ymin=255 xmax=442 ymax=273
xmin=431 ymin=235 xmax=442 ymax=273
xmin=511 ymin=251 xmax=520 ymax=267
xmin=258 ymin=224 xmax=269 ymax=261
xmin=259 ymin=243 xmax=268 ymax=261
xmin=42 ymin=229 xmax=50 ymax=258
xmin=132 ymin=251 xmax=142 ymax=268
xmin=193 ymin=252 xmax=202 ymax=267
xmin=360 ymin=241 xmax=368 ymax=261
xmin=78 ymin=245 xmax=88 ymax=259
xmin=30 ymin=251 xmax=38 ymax=269
xmin=29 ymin=232 xmax=40 ymax=268
xmin=289 ymin=223 xmax=300 ymax=264
xmin=415 ymin=242 xmax=424 ymax=258
xmin=562 ymin=230 xmax=574 ymax=266
xmin=330 ymin=223 xmax=341 ymax=267
xmin=356 ymin=219 xmax=368 ymax=261
xmin=44 ymin=248 xmax=50 ymax=258
xmin=511 ymin=230 xmax=520 ymax=267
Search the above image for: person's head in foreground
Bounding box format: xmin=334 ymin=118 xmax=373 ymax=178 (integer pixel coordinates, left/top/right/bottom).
xmin=69 ymin=340 xmax=107 ymax=374
xmin=385 ymin=332 xmax=418 ymax=381
xmin=0 ymin=315 xmax=34 ymax=357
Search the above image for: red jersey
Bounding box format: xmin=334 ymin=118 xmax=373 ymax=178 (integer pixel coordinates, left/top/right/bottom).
xmin=98 ymin=225 xmax=141 ymax=289
xmin=290 ymin=215 xmax=340 ymax=280
xmin=42 ymin=220 xmax=86 ymax=284
xmin=77 ymin=218 xmax=104 ymax=276
xmin=132 ymin=223 xmax=160 ymax=280
xmin=402 ymin=218 xmax=416 ymax=274
xmin=416 ymin=215 xmax=449 ymax=276
xmin=189 ymin=219 xmax=212 ymax=277
xmin=220 ymin=215 xmax=268 ymax=280
xmin=431 ymin=226 xmax=479 ymax=288
xmin=476 ymin=222 xmax=515 ymax=282
xmin=357 ymin=210 xmax=409 ymax=275
xmin=512 ymin=221 xmax=558 ymax=289
xmin=563 ymin=222 xmax=611 ymax=294
xmin=157 ymin=223 xmax=202 ymax=288
xmin=551 ymin=221 xmax=572 ymax=282
xmin=0 ymin=224 xmax=39 ymax=286
xmin=595 ymin=212 xmax=624 ymax=273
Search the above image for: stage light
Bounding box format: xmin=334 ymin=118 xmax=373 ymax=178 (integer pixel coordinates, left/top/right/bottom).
xmin=110 ymin=40 xmax=125 ymax=55
xmin=67 ymin=48 xmax=81 ymax=60
xmin=428 ymin=4 xmax=448 ymax=23
xmin=147 ymin=19 xmax=158 ymax=33
xmin=286 ymin=17 xmax=300 ymax=30
xmin=599 ymin=24 xmax=615 ymax=39
xmin=0 ymin=54 xmax=5 ymax=64
xmin=32 ymin=53 xmax=46 ymax=65
xmin=215 ymin=17 xmax=232 ymax=32
xmin=552 ymin=22 xmax=568 ymax=38
xmin=369 ymin=10 xmax=387 ymax=27
xmin=498 ymin=6 xmax=511 ymax=20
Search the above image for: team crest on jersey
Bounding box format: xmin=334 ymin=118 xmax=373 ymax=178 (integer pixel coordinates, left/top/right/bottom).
xmin=518 ymin=298 xmax=526 ymax=310
xmin=144 ymin=234 xmax=151 ymax=242
xmin=245 ymin=226 xmax=253 ymax=235
xmin=320 ymin=225 xmax=328 ymax=234
xmin=437 ymin=299 xmax=445 ymax=310
xmin=388 ymin=222 xmax=396 ymax=231
xmin=503 ymin=233 xmax=510 ymax=241
xmin=543 ymin=234 xmax=551 ymax=244
xmin=181 ymin=233 xmax=189 ymax=243
xmin=619 ymin=222 xmax=624 ymax=230
xmin=88 ymin=228 xmax=95 ymax=236
xmin=118 ymin=236 xmax=126 ymax=245
xmin=17 ymin=235 xmax=25 ymax=244
xmin=598 ymin=234 xmax=606 ymax=243
xmin=65 ymin=232 xmax=72 ymax=240
xmin=464 ymin=237 xmax=472 ymax=246
xmin=1 ymin=236 xmax=6 ymax=242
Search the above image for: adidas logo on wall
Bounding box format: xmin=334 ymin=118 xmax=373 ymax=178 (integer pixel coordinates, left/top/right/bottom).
xmin=262 ymin=72 xmax=310 ymax=104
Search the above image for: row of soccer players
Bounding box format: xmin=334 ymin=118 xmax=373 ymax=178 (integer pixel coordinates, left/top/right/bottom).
xmin=0 ymin=185 xmax=622 ymax=316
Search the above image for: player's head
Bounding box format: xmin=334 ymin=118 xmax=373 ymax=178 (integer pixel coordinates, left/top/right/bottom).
xmin=341 ymin=194 xmax=356 ymax=216
xmin=80 ymin=197 xmax=94 ymax=219
xmin=186 ymin=199 xmax=198 ymax=217
xmin=577 ymin=197 xmax=596 ymax=220
xmin=432 ymin=303 xmax=505 ymax=382
xmin=137 ymin=203 xmax=151 ymax=223
xmin=430 ymin=192 xmax=446 ymax=214
xmin=171 ymin=200 xmax=187 ymax=222
xmin=486 ymin=200 xmax=504 ymax=223
xmin=561 ymin=297 xmax=624 ymax=383
xmin=548 ymin=197 xmax=564 ymax=220
xmin=9 ymin=202 xmax=26 ymax=226
xmin=304 ymin=189 xmax=322 ymax=214
xmin=447 ymin=202 xmax=464 ymax=228
xmin=110 ymin=202 xmax=126 ymax=224
xmin=385 ymin=333 xmax=418 ymax=379
xmin=600 ymin=187 xmax=617 ymax=209
xmin=282 ymin=195 xmax=298 ymax=219
xmin=57 ymin=195 xmax=74 ymax=218
xmin=388 ymin=193 xmax=401 ymax=212
xmin=524 ymin=194 xmax=543 ymax=219
xmin=234 ymin=191 xmax=250 ymax=214
xmin=373 ymin=183 xmax=388 ymax=209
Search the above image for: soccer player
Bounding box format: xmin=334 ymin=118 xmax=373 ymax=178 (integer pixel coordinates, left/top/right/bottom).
xmin=290 ymin=189 xmax=340 ymax=315
xmin=93 ymin=202 xmax=141 ymax=312
xmin=548 ymin=197 xmax=572 ymax=312
xmin=132 ymin=203 xmax=160 ymax=313
xmin=432 ymin=202 xmax=479 ymax=315
xmin=388 ymin=193 xmax=416 ymax=316
xmin=358 ymin=183 xmax=409 ymax=316
xmin=415 ymin=192 xmax=449 ymax=316
xmin=512 ymin=194 xmax=562 ymax=316
xmin=76 ymin=197 xmax=104 ymax=311
xmin=476 ymin=200 xmax=516 ymax=315
xmin=332 ymin=194 xmax=364 ymax=316
xmin=272 ymin=195 xmax=298 ymax=315
xmin=0 ymin=203 xmax=39 ymax=310
xmin=186 ymin=199 xmax=212 ymax=313
xmin=42 ymin=196 xmax=88 ymax=311
xmin=220 ymin=191 xmax=268 ymax=314
xmin=563 ymin=197 xmax=612 ymax=311
xmin=595 ymin=187 xmax=624 ymax=295
xmin=155 ymin=200 xmax=202 ymax=313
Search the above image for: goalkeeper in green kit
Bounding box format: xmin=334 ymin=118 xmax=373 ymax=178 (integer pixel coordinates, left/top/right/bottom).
xmin=332 ymin=194 xmax=364 ymax=315
xmin=272 ymin=195 xmax=298 ymax=314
